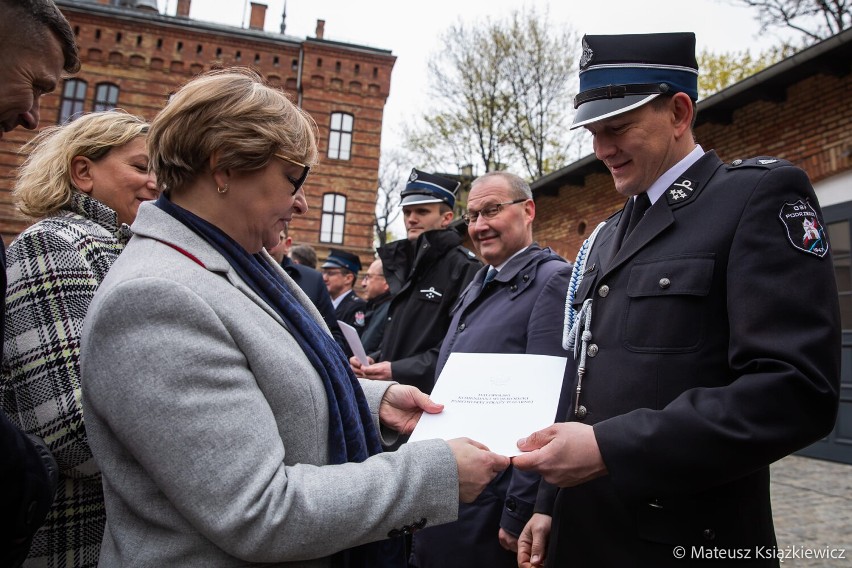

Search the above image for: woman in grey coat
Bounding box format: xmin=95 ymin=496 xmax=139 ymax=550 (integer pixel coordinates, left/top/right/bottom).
xmin=79 ymin=68 xmax=508 ymax=567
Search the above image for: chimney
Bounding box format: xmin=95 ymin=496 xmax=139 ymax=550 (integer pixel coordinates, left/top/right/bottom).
xmin=315 ymin=19 xmax=325 ymax=39
xmin=176 ymin=0 xmax=191 ymax=18
xmin=249 ymin=2 xmax=267 ymax=31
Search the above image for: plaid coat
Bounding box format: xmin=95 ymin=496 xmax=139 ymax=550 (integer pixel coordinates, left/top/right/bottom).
xmin=2 ymin=192 xmax=130 ymax=567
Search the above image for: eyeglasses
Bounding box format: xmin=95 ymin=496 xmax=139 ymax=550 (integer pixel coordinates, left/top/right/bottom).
xmin=273 ymin=153 xmax=311 ymax=195
xmin=462 ymin=198 xmax=528 ymax=225
xmin=361 ymin=273 xmax=385 ymax=281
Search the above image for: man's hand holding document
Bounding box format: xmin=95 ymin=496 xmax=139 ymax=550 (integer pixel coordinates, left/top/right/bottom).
xmin=409 ymin=352 xmax=567 ymax=456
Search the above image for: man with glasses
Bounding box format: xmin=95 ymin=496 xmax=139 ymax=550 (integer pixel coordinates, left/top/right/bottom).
xmin=411 ymin=171 xmax=573 ymax=568
xmin=321 ymin=248 xmax=367 ymax=332
xmin=359 ymin=258 xmax=392 ymax=354
xmin=351 ymin=169 xmax=481 ymax=395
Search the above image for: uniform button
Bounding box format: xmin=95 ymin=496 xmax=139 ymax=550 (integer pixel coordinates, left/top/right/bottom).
xmin=597 ymin=285 xmax=609 ymax=297
xmin=659 ymin=277 xmax=671 ymax=289
xmin=505 ymin=497 xmax=517 ymax=512
xmin=587 ymin=344 xmax=598 ymax=357
xmin=703 ymin=529 xmax=716 ymax=541
xmin=576 ymin=405 xmax=587 ymax=420
xmin=731 ymin=159 xmax=742 ymax=166
xmin=402 ymin=525 xmax=412 ymax=535
xmin=522 ymin=274 xmax=530 ymax=282
xmin=510 ymin=285 xmax=518 ymax=292
xmin=458 ymin=323 xmax=466 ymax=332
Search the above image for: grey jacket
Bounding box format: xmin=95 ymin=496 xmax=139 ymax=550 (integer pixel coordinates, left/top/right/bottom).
xmin=80 ymin=203 xmax=458 ymax=567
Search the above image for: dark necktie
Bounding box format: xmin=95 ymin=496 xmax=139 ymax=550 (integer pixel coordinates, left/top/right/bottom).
xmin=483 ymin=266 xmax=498 ymax=285
xmin=622 ymin=192 xmax=651 ymax=245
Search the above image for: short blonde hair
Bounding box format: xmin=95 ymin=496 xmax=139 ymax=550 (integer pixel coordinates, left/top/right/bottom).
xmin=14 ymin=110 xmax=149 ymax=219
xmin=148 ymin=67 xmax=319 ymax=193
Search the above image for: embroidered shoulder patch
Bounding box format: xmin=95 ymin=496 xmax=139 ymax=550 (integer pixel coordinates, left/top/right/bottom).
xmin=779 ymin=200 xmax=829 ymax=258
xmin=354 ymin=311 xmax=366 ymax=327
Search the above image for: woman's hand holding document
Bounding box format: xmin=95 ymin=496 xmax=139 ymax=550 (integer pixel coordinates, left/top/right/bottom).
xmin=408 ymin=352 xmax=567 ymax=456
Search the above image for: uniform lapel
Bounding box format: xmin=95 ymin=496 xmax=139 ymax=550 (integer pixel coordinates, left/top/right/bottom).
xmin=599 ymin=151 xmax=724 ymax=279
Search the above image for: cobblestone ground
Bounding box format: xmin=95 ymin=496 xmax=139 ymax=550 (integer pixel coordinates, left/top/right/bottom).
xmin=771 ymin=455 xmax=852 ymax=567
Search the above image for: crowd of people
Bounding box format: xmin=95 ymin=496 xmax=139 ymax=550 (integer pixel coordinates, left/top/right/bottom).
xmin=1 ymin=1 xmax=842 ymax=568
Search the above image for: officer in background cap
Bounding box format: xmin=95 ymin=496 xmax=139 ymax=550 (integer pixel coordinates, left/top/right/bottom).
xmin=350 ymin=168 xmax=481 ymax=395
xmin=513 ymin=32 xmax=840 ymax=567
xmin=321 ymin=248 xmax=367 ymax=333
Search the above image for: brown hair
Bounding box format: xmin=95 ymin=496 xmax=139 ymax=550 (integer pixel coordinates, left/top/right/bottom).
xmin=148 ymin=67 xmax=319 ymax=194
xmin=0 ymin=0 xmax=81 ymax=74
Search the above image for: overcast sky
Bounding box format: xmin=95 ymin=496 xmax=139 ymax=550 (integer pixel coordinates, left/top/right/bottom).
xmin=157 ymin=0 xmax=799 ymax=153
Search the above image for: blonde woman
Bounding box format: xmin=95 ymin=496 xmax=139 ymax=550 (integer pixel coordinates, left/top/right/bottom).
xmin=2 ymin=110 xmax=156 ymax=567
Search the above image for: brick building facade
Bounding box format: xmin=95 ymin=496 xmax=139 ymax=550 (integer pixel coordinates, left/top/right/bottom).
xmin=0 ymin=0 xmax=396 ymax=268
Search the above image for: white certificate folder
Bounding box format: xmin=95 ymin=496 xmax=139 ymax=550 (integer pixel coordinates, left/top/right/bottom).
xmin=408 ymin=352 xmax=567 ymax=456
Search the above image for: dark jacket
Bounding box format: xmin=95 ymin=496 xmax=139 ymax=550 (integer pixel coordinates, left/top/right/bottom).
xmin=412 ymin=245 xmax=573 ymax=568
xmin=334 ymin=289 xmax=367 ymax=333
xmin=377 ymin=229 xmax=481 ymax=393
xmin=360 ymin=291 xmax=392 ymax=355
xmin=280 ymin=257 xmax=348 ymax=356
xmin=541 ymin=152 xmax=841 ymax=567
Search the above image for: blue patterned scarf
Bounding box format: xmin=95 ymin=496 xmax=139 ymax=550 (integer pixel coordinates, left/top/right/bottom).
xmin=154 ymin=195 xmax=405 ymax=566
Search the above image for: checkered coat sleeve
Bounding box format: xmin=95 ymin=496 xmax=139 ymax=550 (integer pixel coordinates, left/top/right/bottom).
xmin=1 ymin=192 xmax=129 ymax=565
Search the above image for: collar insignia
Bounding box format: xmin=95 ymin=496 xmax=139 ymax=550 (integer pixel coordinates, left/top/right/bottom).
xmin=420 ymin=286 xmax=443 ymax=299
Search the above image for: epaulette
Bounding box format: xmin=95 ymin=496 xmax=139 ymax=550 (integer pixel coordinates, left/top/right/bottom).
xmin=726 ymin=156 xmax=791 ymax=170
xmin=457 ymin=245 xmax=478 ymax=260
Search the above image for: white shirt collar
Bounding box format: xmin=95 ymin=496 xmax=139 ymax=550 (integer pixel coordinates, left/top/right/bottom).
xmin=645 ymin=145 xmax=704 ymax=205
xmin=331 ymin=288 xmax=353 ymax=309
xmin=491 ymin=245 xmax=530 ymax=273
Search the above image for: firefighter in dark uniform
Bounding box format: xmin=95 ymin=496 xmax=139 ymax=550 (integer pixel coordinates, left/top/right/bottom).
xmin=351 ymin=169 xmax=481 ymax=394
xmin=513 ymin=33 xmax=841 ymax=568
xmin=321 ymin=249 xmax=367 ymax=333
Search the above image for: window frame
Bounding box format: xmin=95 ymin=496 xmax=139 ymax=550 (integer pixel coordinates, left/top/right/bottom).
xmin=58 ymin=78 xmax=88 ymax=123
xmin=319 ymin=192 xmax=347 ymax=244
xmin=327 ymin=112 xmax=353 ymax=161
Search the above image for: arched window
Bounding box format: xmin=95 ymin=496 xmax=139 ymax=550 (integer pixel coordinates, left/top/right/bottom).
xmin=59 ymin=79 xmax=87 ymax=123
xmin=320 ymin=193 xmax=347 ymax=244
xmin=328 ymin=112 xmax=353 ymax=160
xmin=93 ymin=83 xmax=120 ymax=112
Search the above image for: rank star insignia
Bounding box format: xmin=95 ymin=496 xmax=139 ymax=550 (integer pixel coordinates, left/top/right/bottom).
xmin=420 ymin=286 xmax=443 ymax=299
xmin=669 ymin=188 xmax=688 ymax=200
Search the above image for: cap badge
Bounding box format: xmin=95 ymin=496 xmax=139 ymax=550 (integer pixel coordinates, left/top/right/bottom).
xmin=409 ymin=170 xmax=418 ymax=182
xmin=579 ymin=37 xmax=593 ymax=69
xmin=759 ymin=159 xmax=778 ymax=165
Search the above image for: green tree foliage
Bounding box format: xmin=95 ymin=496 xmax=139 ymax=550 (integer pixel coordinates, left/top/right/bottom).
xmin=726 ymin=0 xmax=850 ymax=43
xmin=404 ymin=8 xmax=581 ymax=180
xmin=698 ymin=44 xmax=797 ymax=98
